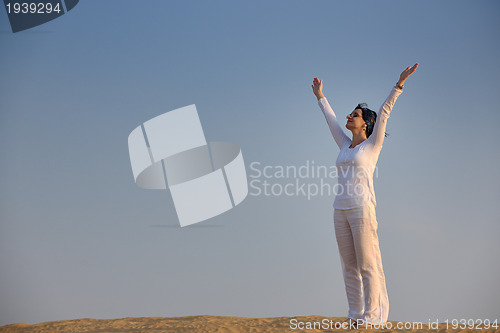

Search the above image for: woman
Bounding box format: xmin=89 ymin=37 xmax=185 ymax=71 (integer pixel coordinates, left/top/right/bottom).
xmin=311 ymin=64 xmax=418 ymax=327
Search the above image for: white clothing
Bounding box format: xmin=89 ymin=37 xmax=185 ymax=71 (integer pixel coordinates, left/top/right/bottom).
xmin=317 ymin=86 xmax=403 ymax=324
xmin=318 ymin=86 xmax=402 ymax=209
xmin=334 ymin=201 xmax=389 ymax=324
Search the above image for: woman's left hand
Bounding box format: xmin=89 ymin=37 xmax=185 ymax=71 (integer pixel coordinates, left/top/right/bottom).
xmin=398 ymin=63 xmax=419 ymax=85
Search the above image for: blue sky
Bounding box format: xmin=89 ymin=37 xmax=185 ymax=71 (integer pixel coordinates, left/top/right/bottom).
xmin=1 ymin=0 xmax=499 ymax=326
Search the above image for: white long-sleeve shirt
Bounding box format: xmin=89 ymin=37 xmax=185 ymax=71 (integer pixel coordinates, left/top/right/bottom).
xmin=318 ymin=86 xmax=402 ymax=209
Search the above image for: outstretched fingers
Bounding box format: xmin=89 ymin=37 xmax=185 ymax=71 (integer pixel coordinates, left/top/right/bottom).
xmin=406 ymin=63 xmax=419 ymax=75
xmin=400 ymin=63 xmax=419 ymax=81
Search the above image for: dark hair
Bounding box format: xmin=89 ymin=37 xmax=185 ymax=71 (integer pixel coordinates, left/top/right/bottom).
xmin=355 ymin=103 xmax=389 ymax=138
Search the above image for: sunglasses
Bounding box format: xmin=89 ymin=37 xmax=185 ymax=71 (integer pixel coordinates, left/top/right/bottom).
xmin=346 ymin=112 xmax=362 ymax=119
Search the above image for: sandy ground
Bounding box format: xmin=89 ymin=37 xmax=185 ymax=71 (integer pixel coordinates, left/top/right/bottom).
xmin=1 ymin=315 xmax=499 ymax=333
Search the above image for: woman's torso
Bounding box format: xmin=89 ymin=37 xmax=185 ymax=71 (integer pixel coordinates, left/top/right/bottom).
xmin=334 ymin=139 xmax=382 ymax=209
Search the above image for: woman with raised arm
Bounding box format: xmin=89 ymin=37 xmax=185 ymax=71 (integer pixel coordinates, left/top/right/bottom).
xmin=311 ymin=64 xmax=418 ymax=328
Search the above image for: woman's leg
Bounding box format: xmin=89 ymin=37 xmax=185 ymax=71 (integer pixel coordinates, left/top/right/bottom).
xmin=334 ymin=208 xmax=364 ymax=320
xmin=347 ymin=201 xmax=389 ymax=325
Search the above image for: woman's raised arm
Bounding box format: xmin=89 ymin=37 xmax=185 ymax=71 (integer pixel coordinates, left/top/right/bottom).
xmin=313 ymin=77 xmax=350 ymax=148
xmin=368 ymin=63 xmax=419 ymax=149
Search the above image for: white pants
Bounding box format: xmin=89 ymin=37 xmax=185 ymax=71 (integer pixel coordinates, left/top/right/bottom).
xmin=334 ymin=201 xmax=389 ymax=324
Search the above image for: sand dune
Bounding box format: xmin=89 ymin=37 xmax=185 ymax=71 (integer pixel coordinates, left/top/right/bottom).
xmin=1 ymin=315 xmax=499 ymax=332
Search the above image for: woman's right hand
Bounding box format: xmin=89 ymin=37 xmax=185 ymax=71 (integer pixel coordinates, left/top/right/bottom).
xmin=312 ymin=77 xmax=324 ymax=100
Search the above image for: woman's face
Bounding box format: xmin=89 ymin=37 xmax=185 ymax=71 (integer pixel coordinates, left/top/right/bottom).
xmin=345 ymin=108 xmax=365 ymax=131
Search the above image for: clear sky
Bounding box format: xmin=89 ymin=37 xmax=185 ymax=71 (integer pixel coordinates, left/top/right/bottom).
xmin=1 ymin=0 xmax=499 ymax=326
